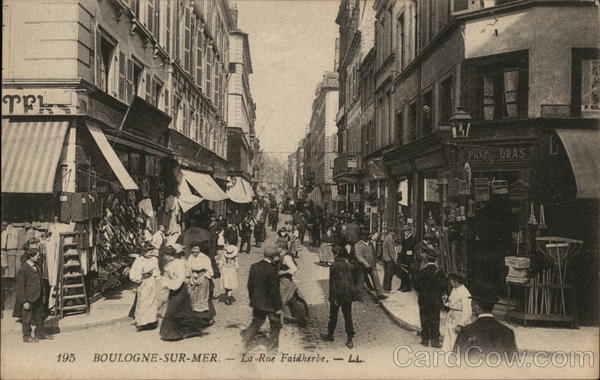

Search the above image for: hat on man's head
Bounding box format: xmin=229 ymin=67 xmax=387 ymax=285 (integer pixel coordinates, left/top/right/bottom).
xmin=469 ymin=282 xmax=499 ymax=305
xmin=403 ymin=224 xmax=413 ymax=231
xmin=263 ymin=245 xmax=281 ymax=258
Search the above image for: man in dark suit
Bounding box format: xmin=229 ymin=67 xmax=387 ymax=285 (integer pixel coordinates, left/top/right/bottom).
xmin=396 ymin=225 xmax=416 ymax=291
xmin=321 ymin=247 xmax=360 ymax=348
xmin=241 ymin=245 xmax=283 ymax=352
xmin=14 ymin=248 xmax=52 ymax=343
xmin=224 ymin=220 xmax=239 ymax=246
xmin=454 ymin=283 xmax=517 ymax=357
xmin=344 ymin=216 xmax=361 ymax=246
xmin=414 ymin=246 xmax=446 ymax=347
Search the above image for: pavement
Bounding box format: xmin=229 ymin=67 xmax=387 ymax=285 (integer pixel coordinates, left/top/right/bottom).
xmin=369 ymin=262 xmax=600 ymax=354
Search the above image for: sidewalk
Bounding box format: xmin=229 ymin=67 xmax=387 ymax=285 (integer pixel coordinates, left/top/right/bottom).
xmin=369 ymin=262 xmax=599 ymax=354
xmin=1 ymin=286 xmax=135 ymax=336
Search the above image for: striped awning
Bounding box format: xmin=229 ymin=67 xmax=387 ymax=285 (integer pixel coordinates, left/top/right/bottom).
xmin=87 ymin=123 xmax=139 ymax=190
xmin=180 ymin=169 xmax=228 ymax=201
xmin=307 ymin=186 xmax=322 ymax=205
xmin=1 ymin=119 xmax=69 ymax=193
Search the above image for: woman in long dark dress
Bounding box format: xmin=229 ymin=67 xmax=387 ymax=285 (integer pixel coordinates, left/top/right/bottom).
xmin=159 ymin=244 xmax=214 ymax=341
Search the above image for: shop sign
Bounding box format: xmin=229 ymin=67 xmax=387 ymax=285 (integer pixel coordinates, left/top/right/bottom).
xmin=79 ymin=96 xmax=125 ymax=129
xmin=2 ymin=90 xmax=77 ymax=115
xmin=467 ymin=146 xmax=528 ymax=163
xmin=389 ymin=161 xmax=414 ymax=176
xmin=349 ymin=193 xmax=361 ymax=202
xmin=335 ymin=195 xmax=346 ymax=202
xmin=414 ymin=152 xmax=446 ymax=171
xmin=347 ymin=157 xmax=358 ymax=169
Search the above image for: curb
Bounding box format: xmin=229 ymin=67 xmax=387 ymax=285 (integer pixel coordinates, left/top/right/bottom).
xmin=2 ymin=314 xmax=131 ymax=336
xmin=366 ymin=288 xmax=421 ymax=333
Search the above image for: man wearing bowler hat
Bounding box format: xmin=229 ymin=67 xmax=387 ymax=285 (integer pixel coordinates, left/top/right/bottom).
xmin=241 ymin=244 xmax=283 ymax=352
xmin=453 ymin=282 xmax=517 ymax=356
xmin=414 ymin=246 xmax=446 ymax=347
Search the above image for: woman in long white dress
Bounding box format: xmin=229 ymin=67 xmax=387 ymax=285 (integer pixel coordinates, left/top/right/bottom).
xmin=442 ymin=272 xmax=472 ymax=351
xmin=128 ymin=242 xmax=160 ymax=331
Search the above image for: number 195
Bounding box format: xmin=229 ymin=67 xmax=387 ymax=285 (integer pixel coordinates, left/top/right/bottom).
xmin=57 ymin=353 xmax=76 ymax=362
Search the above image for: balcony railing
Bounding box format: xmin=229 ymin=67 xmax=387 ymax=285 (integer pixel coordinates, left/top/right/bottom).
xmin=333 ymin=152 xmax=362 ymax=180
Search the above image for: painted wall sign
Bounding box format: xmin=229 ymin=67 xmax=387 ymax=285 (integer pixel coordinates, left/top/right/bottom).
xmin=467 ymin=146 xmax=529 ymax=162
xmin=2 ymin=92 xmax=76 ymax=115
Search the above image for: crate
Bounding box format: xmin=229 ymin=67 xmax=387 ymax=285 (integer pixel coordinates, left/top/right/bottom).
xmin=504 ymin=256 xmax=531 ymax=269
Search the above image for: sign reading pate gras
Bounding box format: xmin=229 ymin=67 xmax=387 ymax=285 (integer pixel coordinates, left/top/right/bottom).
xmin=467 ymin=146 xmax=529 ymax=163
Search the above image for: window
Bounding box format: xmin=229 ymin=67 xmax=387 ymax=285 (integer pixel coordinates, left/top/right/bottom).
xmin=413 ymin=3 xmax=419 ymax=56
xmin=196 ymin=28 xmax=203 ymax=88
xmin=132 ymin=60 xmax=143 ymax=99
xmin=395 ymin=112 xmax=403 ymax=144
xmin=205 ymin=47 xmax=212 ymax=97
xmin=422 ymin=89 xmax=433 ymax=135
xmin=95 ymin=32 xmax=116 ymax=94
xmin=145 ymin=0 xmax=159 ymax=38
xmin=439 ymin=75 xmax=453 ymax=125
xmin=183 ymin=102 xmax=189 ymax=137
xmin=398 ymin=13 xmax=405 ymax=69
xmin=164 ymin=0 xmax=171 ymax=55
xmin=153 ymin=79 xmax=163 ymax=108
xmin=571 ymin=48 xmax=600 ymax=117
xmin=408 ymin=102 xmax=417 ymax=142
xmin=478 ymin=59 xmax=527 ymax=120
xmin=183 ymin=7 xmax=191 ymax=73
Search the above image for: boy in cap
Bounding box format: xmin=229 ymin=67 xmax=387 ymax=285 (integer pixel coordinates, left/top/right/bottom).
xmin=414 ymin=246 xmax=446 ymax=347
xmin=241 ymin=244 xmax=283 ymax=352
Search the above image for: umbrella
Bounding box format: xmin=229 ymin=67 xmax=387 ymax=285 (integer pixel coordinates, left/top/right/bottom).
xmin=176 ymin=227 xmax=212 ymax=255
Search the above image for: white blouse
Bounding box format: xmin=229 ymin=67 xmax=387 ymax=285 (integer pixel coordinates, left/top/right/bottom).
xmin=161 ymin=258 xmax=186 ymax=291
xmin=129 ymin=256 xmax=159 ymax=283
xmin=447 ymin=284 xmax=473 ymax=327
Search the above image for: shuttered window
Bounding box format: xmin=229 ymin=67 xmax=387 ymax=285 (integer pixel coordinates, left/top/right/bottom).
xmin=183 ymin=6 xmax=191 ymax=73
xmin=196 ymin=29 xmax=203 ymax=88
xmin=205 ymin=47 xmax=212 ymax=97
xmin=165 ymin=0 xmax=171 ymax=55
xmin=118 ymin=51 xmax=127 ymax=101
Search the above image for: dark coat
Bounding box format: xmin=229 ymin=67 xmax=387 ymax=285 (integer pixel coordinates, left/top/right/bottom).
xmin=453 ymin=316 xmax=517 ymax=354
xmin=414 ymin=264 xmax=446 ymax=306
xmin=398 ymin=234 xmax=416 ymax=266
xmin=344 ymin=223 xmax=361 ymax=244
xmin=13 ymin=262 xmax=45 ymax=317
xmin=224 ymin=226 xmax=238 ymax=245
xmin=329 ymin=257 xmax=360 ymax=304
xmin=247 ymin=260 xmax=282 ymax=313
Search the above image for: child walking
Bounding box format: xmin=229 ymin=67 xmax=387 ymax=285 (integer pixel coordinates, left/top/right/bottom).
xmin=218 ymin=244 xmax=239 ymax=305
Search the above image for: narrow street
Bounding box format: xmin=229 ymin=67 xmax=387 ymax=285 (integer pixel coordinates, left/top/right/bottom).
xmin=1 ymin=215 xmax=422 ymax=378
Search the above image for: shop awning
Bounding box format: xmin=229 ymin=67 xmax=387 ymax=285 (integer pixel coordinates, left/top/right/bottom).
xmin=242 ymin=179 xmax=255 ymax=199
xmin=177 ymin=178 xmax=203 ymax=213
xmin=87 ymin=123 xmax=138 ymax=191
xmin=227 ymin=177 xmax=253 ymax=203
xmin=554 ymin=129 xmax=600 ymax=199
xmin=1 ymin=119 xmax=69 ymax=193
xmin=307 ymin=186 xmax=322 ymax=204
xmin=180 ymin=169 xmax=228 ymax=201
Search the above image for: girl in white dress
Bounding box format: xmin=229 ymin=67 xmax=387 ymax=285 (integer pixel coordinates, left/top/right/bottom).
xmin=442 ymin=272 xmax=472 ymax=351
xmin=217 ymin=244 xmax=239 ymax=305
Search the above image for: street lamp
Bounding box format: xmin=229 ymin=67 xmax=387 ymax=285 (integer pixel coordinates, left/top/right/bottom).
xmin=449 ymin=107 xmax=473 ymax=139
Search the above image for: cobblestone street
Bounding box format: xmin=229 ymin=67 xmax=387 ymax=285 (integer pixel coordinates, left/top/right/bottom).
xmin=1 ymin=215 xmax=595 ymax=378
xmin=1 ymin=215 xmax=425 ymax=378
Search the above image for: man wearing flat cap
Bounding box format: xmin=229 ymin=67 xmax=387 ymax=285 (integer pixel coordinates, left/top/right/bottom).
xmin=414 ymin=246 xmax=446 ymax=347
xmin=241 ymin=244 xmax=283 ymax=352
xmin=453 ymin=282 xmax=517 ymax=357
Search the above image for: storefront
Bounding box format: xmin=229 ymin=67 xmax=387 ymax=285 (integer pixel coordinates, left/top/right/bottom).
xmin=1 ymin=92 xmax=174 ymax=315
xmin=384 ymin=121 xmax=599 ymax=324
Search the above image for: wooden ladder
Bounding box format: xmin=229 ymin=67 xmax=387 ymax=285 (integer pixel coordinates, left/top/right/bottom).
xmin=56 ymin=232 xmax=89 ymax=318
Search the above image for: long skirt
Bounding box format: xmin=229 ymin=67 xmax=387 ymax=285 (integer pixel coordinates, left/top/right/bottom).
xmin=134 ymin=277 xmax=158 ymax=326
xmin=442 ymin=309 xmax=461 ymax=352
xmin=159 ymin=283 xmax=215 ymax=341
xmin=319 ymin=243 xmax=334 ymax=264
